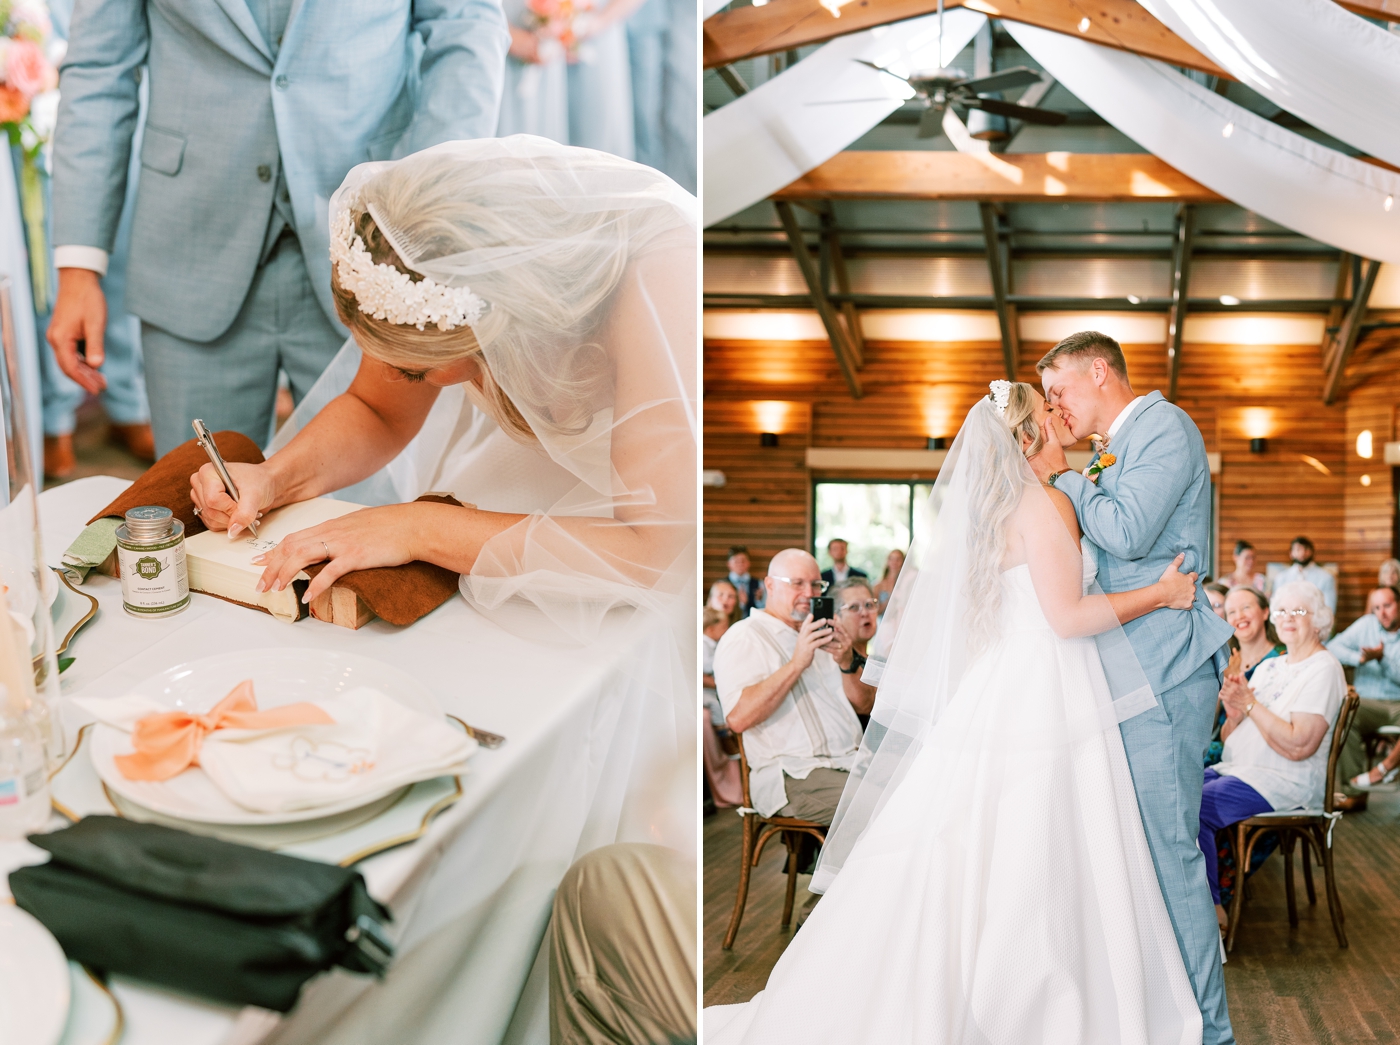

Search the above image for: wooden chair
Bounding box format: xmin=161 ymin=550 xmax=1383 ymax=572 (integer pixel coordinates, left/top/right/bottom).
xmin=721 ymin=734 xmax=828 ymax=950
xmin=1226 ymin=687 xmax=1360 ymax=952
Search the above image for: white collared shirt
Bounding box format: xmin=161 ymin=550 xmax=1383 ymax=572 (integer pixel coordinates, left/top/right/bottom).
xmin=1106 ymin=395 xmax=1146 ymax=442
xmin=713 ymin=609 xmax=863 ymax=816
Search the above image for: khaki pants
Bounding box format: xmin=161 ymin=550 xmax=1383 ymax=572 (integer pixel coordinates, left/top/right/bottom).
xmin=549 ymin=844 xmax=696 ymax=1045
xmin=775 ymin=767 xmax=849 ymax=824
xmin=1338 ymin=698 xmax=1400 ymax=795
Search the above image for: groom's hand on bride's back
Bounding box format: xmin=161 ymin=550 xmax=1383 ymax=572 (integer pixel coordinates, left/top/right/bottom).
xmin=1156 ymin=553 xmax=1198 ymax=611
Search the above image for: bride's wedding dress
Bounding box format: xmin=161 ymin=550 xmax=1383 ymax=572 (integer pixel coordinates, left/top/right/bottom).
xmin=706 ymin=535 xmax=1203 ymax=1045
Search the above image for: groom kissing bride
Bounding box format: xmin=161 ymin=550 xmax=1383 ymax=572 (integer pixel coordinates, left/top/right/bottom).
xmin=707 ymin=331 xmax=1237 ymax=1045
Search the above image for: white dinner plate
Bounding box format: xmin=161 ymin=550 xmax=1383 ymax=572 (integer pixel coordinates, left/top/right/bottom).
xmin=89 ymin=648 xmax=443 ymax=825
xmin=0 ymin=905 xmax=70 ymax=1045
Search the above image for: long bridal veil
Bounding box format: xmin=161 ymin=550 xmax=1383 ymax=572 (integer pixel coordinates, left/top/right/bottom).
xmin=273 ymin=136 xmax=697 ymax=847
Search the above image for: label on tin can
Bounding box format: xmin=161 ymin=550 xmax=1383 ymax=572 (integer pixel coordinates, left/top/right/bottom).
xmin=118 ymin=539 xmax=190 ymax=614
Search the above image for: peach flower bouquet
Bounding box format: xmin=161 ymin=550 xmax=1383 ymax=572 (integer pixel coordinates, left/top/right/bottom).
xmin=525 ymin=0 xmax=599 ymax=64
xmin=2 ymin=0 xmax=62 ymax=310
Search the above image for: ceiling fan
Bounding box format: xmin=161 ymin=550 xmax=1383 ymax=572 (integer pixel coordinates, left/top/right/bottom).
xmin=856 ymin=60 xmax=1068 ymax=139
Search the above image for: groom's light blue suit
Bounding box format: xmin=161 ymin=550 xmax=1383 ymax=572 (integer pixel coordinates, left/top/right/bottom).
xmin=1056 ymin=390 xmax=1236 ymax=1045
xmin=52 ymin=0 xmax=508 ymax=454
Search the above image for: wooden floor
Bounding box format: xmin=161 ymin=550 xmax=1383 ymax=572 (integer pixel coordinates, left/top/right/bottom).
xmin=704 ymin=789 xmax=1400 ymax=1042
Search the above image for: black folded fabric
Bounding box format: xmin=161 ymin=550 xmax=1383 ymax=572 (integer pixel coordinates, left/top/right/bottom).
xmin=10 ymin=816 xmax=394 ymax=1012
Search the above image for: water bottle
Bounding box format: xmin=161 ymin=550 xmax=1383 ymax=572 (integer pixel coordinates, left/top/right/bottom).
xmin=0 ymin=684 xmax=51 ymax=838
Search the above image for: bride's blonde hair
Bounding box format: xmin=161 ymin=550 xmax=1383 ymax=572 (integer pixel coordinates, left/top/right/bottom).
xmin=331 ymin=150 xmax=651 ymax=440
xmin=963 ymin=382 xmax=1043 ymax=654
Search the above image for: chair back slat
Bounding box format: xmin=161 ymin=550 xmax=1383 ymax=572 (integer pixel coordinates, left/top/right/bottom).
xmin=1322 ymin=687 xmax=1361 ymax=816
xmin=735 ymin=732 xmax=754 ymax=809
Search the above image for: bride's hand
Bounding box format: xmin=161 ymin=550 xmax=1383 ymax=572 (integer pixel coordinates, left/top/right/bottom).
xmin=1156 ymin=553 xmax=1197 ymax=610
xmin=190 ymin=462 xmax=278 ymax=539
xmin=250 ymin=503 xmax=424 ymax=604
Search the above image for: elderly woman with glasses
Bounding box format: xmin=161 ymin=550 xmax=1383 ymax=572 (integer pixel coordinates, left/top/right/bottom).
xmin=826 ymin=577 xmax=881 ymax=728
xmin=1198 ymin=581 xmax=1347 ymax=934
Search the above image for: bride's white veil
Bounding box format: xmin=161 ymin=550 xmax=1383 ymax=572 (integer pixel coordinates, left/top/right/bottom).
xmin=812 ymin=393 xmax=1159 ymax=891
xmin=271 ymin=137 xmax=697 ymax=848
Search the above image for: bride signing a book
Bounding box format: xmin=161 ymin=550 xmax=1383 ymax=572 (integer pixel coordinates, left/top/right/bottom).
xmin=188 ymin=136 xmax=697 ymax=686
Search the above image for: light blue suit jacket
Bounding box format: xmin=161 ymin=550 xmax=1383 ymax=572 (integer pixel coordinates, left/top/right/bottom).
xmin=52 ymin=0 xmax=509 ymax=343
xmin=1057 ymin=391 xmax=1235 ymax=696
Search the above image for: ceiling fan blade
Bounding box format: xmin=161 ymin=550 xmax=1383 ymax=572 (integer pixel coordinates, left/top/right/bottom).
xmin=854 ymin=58 xmax=911 ymax=84
xmin=957 ymin=66 xmax=1044 ymax=95
xmin=917 ymin=106 xmax=945 ymax=138
xmin=804 ymin=98 xmax=902 ymax=105
xmin=966 ymin=96 xmax=1067 ymax=125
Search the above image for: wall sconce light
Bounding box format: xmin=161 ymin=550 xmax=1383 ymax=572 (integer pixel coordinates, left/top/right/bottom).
xmin=1357 ymin=429 xmax=1374 ymax=459
xmin=927 ymin=437 xmax=947 ymax=450
xmin=760 ymin=432 xmax=779 ymax=447
xmin=1361 ymin=474 xmax=1373 ymax=487
xmin=1249 ymin=438 xmax=1267 ymax=454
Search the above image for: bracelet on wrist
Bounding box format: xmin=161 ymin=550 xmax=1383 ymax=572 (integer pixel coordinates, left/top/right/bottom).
xmin=841 ymin=650 xmax=867 ymax=675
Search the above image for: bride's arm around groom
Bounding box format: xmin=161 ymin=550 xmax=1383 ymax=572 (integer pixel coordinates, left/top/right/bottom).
xmin=1029 ymin=331 xmax=1238 ymax=1045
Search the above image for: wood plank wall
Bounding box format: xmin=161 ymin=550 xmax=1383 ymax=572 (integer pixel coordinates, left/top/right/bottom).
xmin=704 ymin=330 xmax=1399 ymax=625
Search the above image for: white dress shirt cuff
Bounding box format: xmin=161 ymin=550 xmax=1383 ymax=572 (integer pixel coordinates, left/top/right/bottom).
xmin=54 ymin=246 xmax=109 ymax=276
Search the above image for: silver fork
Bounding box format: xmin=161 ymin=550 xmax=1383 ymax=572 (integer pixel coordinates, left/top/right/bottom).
xmin=450 ymin=716 xmax=506 ymax=749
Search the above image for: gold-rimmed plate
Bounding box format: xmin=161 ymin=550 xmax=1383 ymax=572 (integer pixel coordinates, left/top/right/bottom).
xmin=52 ymin=723 xmax=464 ymax=866
xmin=58 ymin=965 xmax=122 ymax=1045
xmin=50 ymin=569 xmax=98 ymax=660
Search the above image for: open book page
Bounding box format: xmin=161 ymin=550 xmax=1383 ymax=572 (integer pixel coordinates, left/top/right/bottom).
xmin=186 ymin=499 xmax=366 ymax=621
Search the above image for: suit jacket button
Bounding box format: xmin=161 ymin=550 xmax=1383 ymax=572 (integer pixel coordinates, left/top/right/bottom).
xmin=257 ymin=165 xmax=272 ymax=182
xmin=275 ymin=75 xmax=289 ymax=90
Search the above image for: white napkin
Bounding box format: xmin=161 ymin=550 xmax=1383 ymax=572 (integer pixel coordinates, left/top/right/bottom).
xmin=75 ymin=688 xmax=475 ymax=814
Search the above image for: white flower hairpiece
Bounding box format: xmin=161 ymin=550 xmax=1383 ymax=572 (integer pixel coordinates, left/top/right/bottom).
xmin=330 ymin=208 xmax=487 ymax=332
xmin=988 ymin=380 xmax=1012 ymax=418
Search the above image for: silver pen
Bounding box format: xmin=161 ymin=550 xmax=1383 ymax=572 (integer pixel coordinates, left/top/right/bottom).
xmin=191 ymin=419 xmax=259 ymax=538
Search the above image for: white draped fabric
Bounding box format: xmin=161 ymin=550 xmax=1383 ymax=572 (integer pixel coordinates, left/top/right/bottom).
xmin=702 ymin=10 xmax=986 ymax=226
xmin=1002 ymin=22 xmax=1400 ymax=265
xmin=0 ymin=153 xmax=47 ymax=486
xmin=1137 ymin=0 xmax=1400 ymax=171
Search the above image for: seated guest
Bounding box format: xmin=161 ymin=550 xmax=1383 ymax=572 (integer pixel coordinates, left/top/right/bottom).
xmin=1204 ymin=581 xmax=1229 ymax=619
xmin=829 ymin=577 xmax=880 ymax=728
xmin=726 ymin=546 xmax=764 ymax=617
xmin=714 ymin=549 xmax=872 ymax=825
xmin=1206 ymin=587 xmax=1286 ymax=765
xmin=1200 ymin=581 xmax=1346 ymax=932
xmin=1223 ymin=540 xmax=1267 ymax=593
xmin=1225 ymin=588 xmax=1285 ymax=681
xmin=820 ymin=538 xmax=867 ymax=586
xmin=1329 ymin=585 xmax=1400 ymax=799
xmin=550 ymin=843 xmax=695 ymax=1045
xmin=1275 ymin=536 xmax=1337 ymax=614
xmin=872 ymin=549 xmax=905 ymax=616
xmin=1381 ymin=559 xmax=1400 ymax=590
xmin=703 ymin=607 xmax=742 ymax=809
xmin=708 ymin=579 xmax=741 ymax=626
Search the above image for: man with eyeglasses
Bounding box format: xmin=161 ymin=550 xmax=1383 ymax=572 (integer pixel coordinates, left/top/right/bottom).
xmin=713 ymin=549 xmax=874 ymax=836
xmin=1329 ymin=585 xmax=1400 ymax=801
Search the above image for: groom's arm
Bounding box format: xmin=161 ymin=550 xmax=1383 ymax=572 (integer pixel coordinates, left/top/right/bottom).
xmin=1055 ymin=421 xmax=1194 ymax=563
xmin=407 ymin=0 xmax=511 ymax=150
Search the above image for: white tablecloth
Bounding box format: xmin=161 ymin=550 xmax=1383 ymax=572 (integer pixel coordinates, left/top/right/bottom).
xmin=5 ymin=476 xmax=696 ymax=1045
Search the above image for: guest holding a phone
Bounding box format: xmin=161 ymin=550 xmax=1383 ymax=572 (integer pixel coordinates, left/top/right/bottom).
xmin=827 ymin=577 xmax=881 ymax=729
xmin=713 ymin=549 xmax=871 ymax=829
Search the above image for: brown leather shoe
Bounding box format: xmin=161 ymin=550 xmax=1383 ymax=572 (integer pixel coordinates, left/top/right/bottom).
xmin=43 ymin=433 xmax=76 ymax=480
xmin=109 ymin=422 xmax=156 ymax=462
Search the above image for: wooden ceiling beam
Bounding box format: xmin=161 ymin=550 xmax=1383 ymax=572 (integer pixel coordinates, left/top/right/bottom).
xmin=1334 ymin=0 xmax=1400 ymax=18
xmin=703 ymin=0 xmax=1230 ymax=77
xmin=1323 ymin=257 xmax=1381 ymax=405
xmin=979 ymin=203 xmax=1019 ymax=379
xmin=775 ymin=201 xmax=865 ymax=398
xmin=773 ymin=151 xmax=1226 ymax=202
xmin=1165 ymin=204 xmax=1195 ymax=403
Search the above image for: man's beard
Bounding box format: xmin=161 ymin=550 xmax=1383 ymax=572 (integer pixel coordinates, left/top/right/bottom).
xmin=1292 ymin=558 xmax=1310 ymax=566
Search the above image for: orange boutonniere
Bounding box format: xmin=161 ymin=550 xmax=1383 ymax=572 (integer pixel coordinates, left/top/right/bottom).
xmin=1084 ymin=453 xmax=1117 ymax=484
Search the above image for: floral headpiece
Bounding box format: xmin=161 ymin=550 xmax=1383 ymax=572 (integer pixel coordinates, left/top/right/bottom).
xmin=329 ymin=208 xmax=487 ymax=332
xmin=988 ymin=380 xmax=1011 ymax=418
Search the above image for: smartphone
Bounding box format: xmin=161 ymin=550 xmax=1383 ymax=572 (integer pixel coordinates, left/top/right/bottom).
xmin=809 ymin=596 xmax=835 ymax=622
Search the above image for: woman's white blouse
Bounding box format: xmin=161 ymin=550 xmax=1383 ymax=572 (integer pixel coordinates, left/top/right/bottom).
xmin=1215 ymin=649 xmax=1346 ymax=810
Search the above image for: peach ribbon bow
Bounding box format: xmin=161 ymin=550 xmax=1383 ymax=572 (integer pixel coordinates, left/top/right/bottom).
xmin=114 ymin=679 xmax=335 ymax=782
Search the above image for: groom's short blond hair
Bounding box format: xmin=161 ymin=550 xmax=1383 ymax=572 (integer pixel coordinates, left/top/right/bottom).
xmin=1036 ymin=330 xmax=1129 ymax=381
